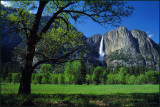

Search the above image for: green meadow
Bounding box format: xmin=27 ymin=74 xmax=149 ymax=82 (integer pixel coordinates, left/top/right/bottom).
xmin=1 ymin=83 xmax=159 ymax=94
xmin=1 ymin=84 xmax=159 ymax=106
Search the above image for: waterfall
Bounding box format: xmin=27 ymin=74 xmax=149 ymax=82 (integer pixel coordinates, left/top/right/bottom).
xmin=98 ymin=36 xmax=105 ymax=61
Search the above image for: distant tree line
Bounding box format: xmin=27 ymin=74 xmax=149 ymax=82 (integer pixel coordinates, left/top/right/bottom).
xmin=1 ymin=61 xmax=159 ymax=85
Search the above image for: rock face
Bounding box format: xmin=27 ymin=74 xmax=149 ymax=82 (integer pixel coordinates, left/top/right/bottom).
xmin=86 ymin=26 xmax=159 ymax=70
xmin=86 ymin=34 xmax=102 ymax=58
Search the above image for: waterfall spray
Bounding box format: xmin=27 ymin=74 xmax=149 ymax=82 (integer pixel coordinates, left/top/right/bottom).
xmin=98 ymin=36 xmax=105 ymax=61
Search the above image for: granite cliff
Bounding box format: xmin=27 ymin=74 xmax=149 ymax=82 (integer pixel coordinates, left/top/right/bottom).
xmin=86 ymin=26 xmax=159 ymax=70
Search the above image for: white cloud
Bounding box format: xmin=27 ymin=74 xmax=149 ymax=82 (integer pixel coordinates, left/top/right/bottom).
xmin=146 ymin=31 xmax=149 ymax=34
xmin=1 ymin=1 xmax=11 ymax=7
xmin=148 ymin=34 xmax=153 ymax=38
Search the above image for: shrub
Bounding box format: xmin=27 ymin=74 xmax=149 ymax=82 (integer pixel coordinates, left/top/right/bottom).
xmin=125 ymin=74 xmax=130 ymax=84
xmin=51 ymin=74 xmax=58 ymax=84
xmin=92 ymin=66 xmax=103 ymax=85
xmin=12 ymin=73 xmax=21 ymax=84
xmin=33 ymin=74 xmax=42 ymax=84
xmin=128 ymin=75 xmax=136 ymax=85
xmin=5 ymin=73 xmax=12 ymax=83
xmin=107 ymin=73 xmax=115 ymax=84
xmin=41 ymin=73 xmax=51 ymax=84
xmin=145 ymin=70 xmax=158 ymax=84
xmin=31 ymin=73 xmax=35 ymax=83
xmin=86 ymin=74 xmax=92 ymax=85
xmin=40 ymin=64 xmax=52 ymax=73
xmin=134 ymin=74 xmax=146 ymax=84
xmin=58 ymin=74 xmax=65 ymax=84
xmin=64 ymin=62 xmax=72 ymax=84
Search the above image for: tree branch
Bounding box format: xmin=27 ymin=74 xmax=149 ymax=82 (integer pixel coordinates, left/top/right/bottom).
xmin=56 ymin=16 xmax=69 ymax=31
xmin=63 ymin=10 xmax=101 ymax=23
xmin=38 ymin=2 xmax=74 ymax=40
xmin=31 ymin=1 xmax=49 ymax=36
xmin=31 ymin=47 xmax=79 ymax=72
xmin=34 ymin=52 xmax=47 ymax=59
xmin=54 ymin=58 xmax=82 ymax=64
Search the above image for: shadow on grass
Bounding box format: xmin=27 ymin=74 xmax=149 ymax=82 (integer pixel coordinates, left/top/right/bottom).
xmin=1 ymin=93 xmax=159 ymax=106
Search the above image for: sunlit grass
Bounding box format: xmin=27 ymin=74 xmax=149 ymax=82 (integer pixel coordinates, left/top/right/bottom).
xmin=1 ymin=83 xmax=159 ymax=94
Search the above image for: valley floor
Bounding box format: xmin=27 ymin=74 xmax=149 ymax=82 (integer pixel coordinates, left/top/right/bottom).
xmin=1 ymin=84 xmax=159 ymax=106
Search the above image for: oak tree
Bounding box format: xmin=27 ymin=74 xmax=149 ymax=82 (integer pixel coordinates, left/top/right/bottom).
xmin=2 ymin=0 xmax=134 ymax=94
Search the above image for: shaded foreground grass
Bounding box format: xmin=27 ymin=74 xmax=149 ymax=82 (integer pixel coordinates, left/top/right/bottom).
xmin=1 ymin=84 xmax=159 ymax=106
xmin=1 ymin=93 xmax=159 ymax=106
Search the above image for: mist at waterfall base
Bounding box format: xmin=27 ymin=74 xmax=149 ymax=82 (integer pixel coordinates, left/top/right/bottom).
xmin=97 ymin=36 xmax=105 ymax=61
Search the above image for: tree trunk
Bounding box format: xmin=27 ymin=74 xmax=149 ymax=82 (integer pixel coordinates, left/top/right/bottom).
xmin=18 ymin=38 xmax=35 ymax=94
xmin=18 ymin=68 xmax=32 ymax=94
xmin=18 ymin=56 xmax=34 ymax=94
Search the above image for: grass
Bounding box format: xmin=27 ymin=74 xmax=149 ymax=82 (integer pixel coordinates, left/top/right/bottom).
xmin=1 ymin=83 xmax=159 ymax=94
xmin=1 ymin=83 xmax=159 ymax=106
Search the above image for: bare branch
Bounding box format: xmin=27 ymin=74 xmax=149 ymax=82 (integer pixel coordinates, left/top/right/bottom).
xmin=63 ymin=10 xmax=101 ymax=23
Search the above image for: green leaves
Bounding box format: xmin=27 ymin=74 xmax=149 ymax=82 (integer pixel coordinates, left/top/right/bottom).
xmin=40 ymin=64 xmax=52 ymax=73
xmin=6 ymin=13 xmax=18 ymax=22
xmin=37 ymin=20 xmax=83 ymax=59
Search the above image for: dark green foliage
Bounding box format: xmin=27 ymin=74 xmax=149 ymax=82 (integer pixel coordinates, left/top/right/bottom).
xmin=2 ymin=62 xmax=22 ymax=80
xmin=40 ymin=64 xmax=52 ymax=73
xmin=134 ymin=74 xmax=146 ymax=84
xmin=33 ymin=74 xmax=42 ymax=84
xmin=92 ymin=66 xmax=103 ymax=85
xmin=128 ymin=75 xmax=136 ymax=85
xmin=86 ymin=74 xmax=92 ymax=85
xmin=101 ymin=70 xmax=107 ymax=84
xmin=64 ymin=62 xmax=73 ymax=84
xmin=12 ymin=73 xmax=21 ymax=84
xmin=86 ymin=62 xmax=94 ymax=75
xmin=5 ymin=73 xmax=12 ymax=83
xmin=2 ymin=63 xmax=9 ymax=80
xmin=107 ymin=73 xmax=116 ymax=84
xmin=41 ymin=73 xmax=51 ymax=84
xmin=64 ymin=61 xmax=86 ymax=85
xmin=126 ymin=66 xmax=148 ymax=75
xmin=117 ymin=67 xmax=127 ymax=84
xmin=145 ymin=70 xmax=158 ymax=84
xmin=1 ymin=65 xmax=158 ymax=85
xmin=58 ymin=74 xmax=65 ymax=84
xmin=51 ymin=74 xmax=58 ymax=84
xmin=52 ymin=64 xmax=65 ymax=74
xmin=107 ymin=67 xmax=127 ymax=84
xmin=125 ymin=74 xmax=130 ymax=84
xmin=105 ymin=66 xmax=158 ymax=85
xmin=31 ymin=73 xmax=35 ymax=83
xmin=80 ymin=60 xmax=87 ymax=84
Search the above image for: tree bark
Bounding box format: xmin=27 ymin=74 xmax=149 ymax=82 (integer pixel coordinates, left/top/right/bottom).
xmin=18 ymin=37 xmax=35 ymax=94
xmin=18 ymin=68 xmax=32 ymax=94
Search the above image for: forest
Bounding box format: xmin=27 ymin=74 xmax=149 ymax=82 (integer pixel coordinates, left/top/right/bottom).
xmin=2 ymin=61 xmax=158 ymax=85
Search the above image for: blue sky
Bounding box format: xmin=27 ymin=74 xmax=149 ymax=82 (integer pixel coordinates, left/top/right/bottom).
xmin=70 ymin=1 xmax=159 ymax=44
xmin=1 ymin=1 xmax=159 ymax=44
